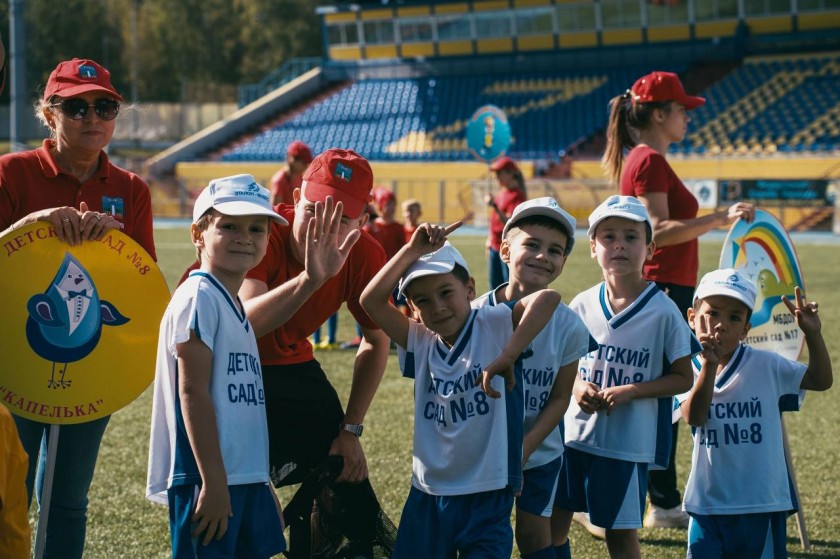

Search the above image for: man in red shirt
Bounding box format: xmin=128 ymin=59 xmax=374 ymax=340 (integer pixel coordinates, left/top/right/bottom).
xmin=269 ymin=140 xmax=313 ymax=206
xmin=240 ymin=148 xmax=390 ymax=556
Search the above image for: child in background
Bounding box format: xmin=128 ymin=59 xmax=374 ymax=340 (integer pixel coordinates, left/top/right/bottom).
xmin=269 ymin=140 xmax=313 ymax=206
xmin=553 ymin=195 xmax=699 ymax=559
xmin=147 ymin=174 xmax=286 ymax=558
xmin=402 ymin=198 xmax=422 ymax=243
xmin=368 ymin=188 xmax=406 ymax=260
xmin=679 ymin=269 xmax=831 ymax=558
xmin=361 ymin=224 xmax=561 ymax=558
xmin=473 ymin=197 xmax=595 ymax=559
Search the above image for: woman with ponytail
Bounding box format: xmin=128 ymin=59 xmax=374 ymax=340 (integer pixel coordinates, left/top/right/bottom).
xmin=602 ymin=71 xmax=754 ymax=529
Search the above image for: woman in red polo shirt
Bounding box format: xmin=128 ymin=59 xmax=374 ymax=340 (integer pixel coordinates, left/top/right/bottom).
xmin=485 ymin=156 xmax=527 ymax=289
xmin=602 ymin=70 xmax=753 ymax=531
xmin=0 ymin=58 xmax=155 ymax=559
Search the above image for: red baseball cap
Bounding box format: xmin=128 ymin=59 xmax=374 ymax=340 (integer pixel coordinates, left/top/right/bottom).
xmin=490 ymin=156 xmax=518 ymax=173
xmin=373 ymin=187 xmax=395 ymax=209
xmin=301 ymin=148 xmax=373 ymax=218
xmin=630 ymin=71 xmax=704 ymax=110
xmin=287 ymin=140 xmax=313 ymax=163
xmin=43 ymin=58 xmax=124 ymax=101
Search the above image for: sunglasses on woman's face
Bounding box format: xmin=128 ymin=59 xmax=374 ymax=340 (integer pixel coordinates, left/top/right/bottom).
xmin=50 ymin=98 xmax=120 ymax=121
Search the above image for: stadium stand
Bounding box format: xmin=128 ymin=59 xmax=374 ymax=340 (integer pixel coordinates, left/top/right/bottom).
xmin=146 ymin=1 xmax=840 ymax=232
xmin=680 ymin=52 xmax=840 ymax=156
xmin=221 ymin=67 xmax=686 ymax=163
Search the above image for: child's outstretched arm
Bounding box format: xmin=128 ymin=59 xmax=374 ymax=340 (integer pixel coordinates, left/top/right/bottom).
xmin=785 ymin=287 xmax=833 ymax=391
xmin=478 ymin=288 xmax=561 ymax=398
xmin=176 ymin=333 xmax=231 ymax=546
xmin=682 ymin=313 xmax=723 ymax=426
xmin=361 ymin=221 xmax=462 ymax=348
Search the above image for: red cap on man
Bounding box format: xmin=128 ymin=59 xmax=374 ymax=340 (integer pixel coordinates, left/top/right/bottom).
xmin=44 ymin=58 xmax=124 ymax=101
xmin=287 ymin=140 xmax=313 ymax=163
xmin=630 ymin=71 xmax=705 ymax=110
xmin=490 ymin=156 xmax=519 ymax=173
xmin=301 ymin=148 xmax=373 ymax=218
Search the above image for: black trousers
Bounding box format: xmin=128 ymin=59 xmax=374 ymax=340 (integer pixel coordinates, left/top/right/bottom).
xmin=262 ymin=360 xmax=380 ymax=550
xmin=649 ymin=282 xmax=694 ymax=509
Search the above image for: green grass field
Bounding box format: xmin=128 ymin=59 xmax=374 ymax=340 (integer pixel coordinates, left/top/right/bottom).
xmin=50 ymin=228 xmax=840 ymax=558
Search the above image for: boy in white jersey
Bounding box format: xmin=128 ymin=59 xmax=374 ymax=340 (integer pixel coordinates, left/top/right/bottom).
xmin=678 ymin=268 xmax=831 ymax=558
xmin=553 ymin=195 xmax=699 ymax=559
xmin=147 ymin=174 xmax=287 ymax=558
xmin=473 ymin=197 xmax=595 ymax=559
xmin=361 ymin=222 xmax=561 ymax=558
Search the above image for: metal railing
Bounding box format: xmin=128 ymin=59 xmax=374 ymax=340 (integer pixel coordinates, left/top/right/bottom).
xmin=237 ymin=57 xmax=323 ymax=107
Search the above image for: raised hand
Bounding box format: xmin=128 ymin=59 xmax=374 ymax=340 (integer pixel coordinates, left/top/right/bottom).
xmin=407 ymin=221 xmax=462 ymax=255
xmin=782 ymin=286 xmax=821 ymax=336
xmin=303 ymin=196 xmax=361 ymax=286
xmin=695 ymin=312 xmax=723 ymax=367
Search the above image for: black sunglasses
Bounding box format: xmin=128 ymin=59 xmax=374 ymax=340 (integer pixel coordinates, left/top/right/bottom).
xmin=50 ymin=98 xmax=120 ymax=121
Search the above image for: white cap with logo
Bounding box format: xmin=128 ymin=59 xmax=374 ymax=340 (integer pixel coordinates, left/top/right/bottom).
xmin=193 ymin=174 xmax=287 ymax=225
xmin=398 ymin=242 xmax=470 ymax=297
xmin=502 ymin=196 xmax=577 ymax=255
xmin=587 ymin=195 xmax=653 ymax=238
xmin=694 ymin=268 xmax=758 ymax=311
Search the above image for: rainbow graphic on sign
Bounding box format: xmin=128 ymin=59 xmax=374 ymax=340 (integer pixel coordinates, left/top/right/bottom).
xmin=720 ymin=210 xmax=805 ymax=360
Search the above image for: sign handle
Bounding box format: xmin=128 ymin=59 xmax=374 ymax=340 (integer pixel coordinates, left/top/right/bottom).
xmin=34 ymin=424 xmax=60 ymax=559
xmin=782 ymin=418 xmax=810 ymax=549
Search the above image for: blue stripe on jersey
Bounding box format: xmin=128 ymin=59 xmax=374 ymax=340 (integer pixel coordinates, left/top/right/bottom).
xmin=445 ymin=310 xmax=478 ymax=366
xmin=610 ymin=284 xmax=659 ymax=329
xmin=505 ymin=361 xmax=525 ymax=492
xmin=190 ymin=271 xmax=248 ymax=331
xmin=171 ymin=362 xmax=201 ymax=487
xmin=715 ymin=345 xmax=746 ymax=388
xmin=598 ymin=283 xmax=612 ymax=319
xmin=403 ymin=351 xmax=416 ymax=379
xmin=654 ymin=396 xmax=674 ymax=469
xmin=779 ymin=394 xmax=800 ymax=413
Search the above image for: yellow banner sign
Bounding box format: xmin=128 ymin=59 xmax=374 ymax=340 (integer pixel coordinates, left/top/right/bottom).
xmin=0 ymin=223 xmax=169 ymax=424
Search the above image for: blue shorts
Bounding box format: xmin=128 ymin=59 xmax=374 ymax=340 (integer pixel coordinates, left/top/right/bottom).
xmin=393 ymin=486 xmax=514 ymax=559
xmin=168 ymin=482 xmax=285 ymax=559
xmin=517 ymin=455 xmax=563 ymax=517
xmin=553 ymin=446 xmax=647 ymax=530
xmin=687 ymin=511 xmax=788 ymax=559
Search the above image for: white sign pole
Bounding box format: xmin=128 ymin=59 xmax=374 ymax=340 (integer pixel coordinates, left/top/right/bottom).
xmin=33 ymin=424 xmax=60 ymax=559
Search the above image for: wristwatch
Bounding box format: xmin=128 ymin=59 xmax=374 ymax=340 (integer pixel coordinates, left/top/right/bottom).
xmin=341 ymin=422 xmax=364 ymax=437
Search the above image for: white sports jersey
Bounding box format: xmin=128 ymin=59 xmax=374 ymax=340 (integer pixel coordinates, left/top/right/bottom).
xmin=474 ymin=287 xmax=596 ymax=469
xmin=566 ymin=282 xmax=700 ymax=467
xmin=678 ymin=345 xmax=806 ymax=515
xmin=147 ymin=271 xmax=270 ymax=504
xmin=398 ymin=305 xmax=524 ymax=496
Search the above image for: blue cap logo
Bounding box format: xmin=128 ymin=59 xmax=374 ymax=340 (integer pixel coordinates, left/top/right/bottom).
xmin=78 ymin=64 xmax=98 ymax=80
xmin=335 ymin=163 xmax=353 ymax=182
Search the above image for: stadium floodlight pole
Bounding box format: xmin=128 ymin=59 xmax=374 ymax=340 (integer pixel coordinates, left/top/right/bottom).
xmin=131 ymin=0 xmax=140 ymax=145
xmin=9 ymin=0 xmax=27 ymax=153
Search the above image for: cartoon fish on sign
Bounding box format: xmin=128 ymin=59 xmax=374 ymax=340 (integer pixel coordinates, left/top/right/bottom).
xmin=26 ymin=253 xmax=129 ymax=389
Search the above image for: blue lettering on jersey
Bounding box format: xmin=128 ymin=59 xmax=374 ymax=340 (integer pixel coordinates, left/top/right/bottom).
xmin=426 ymin=364 xmax=481 ymax=396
